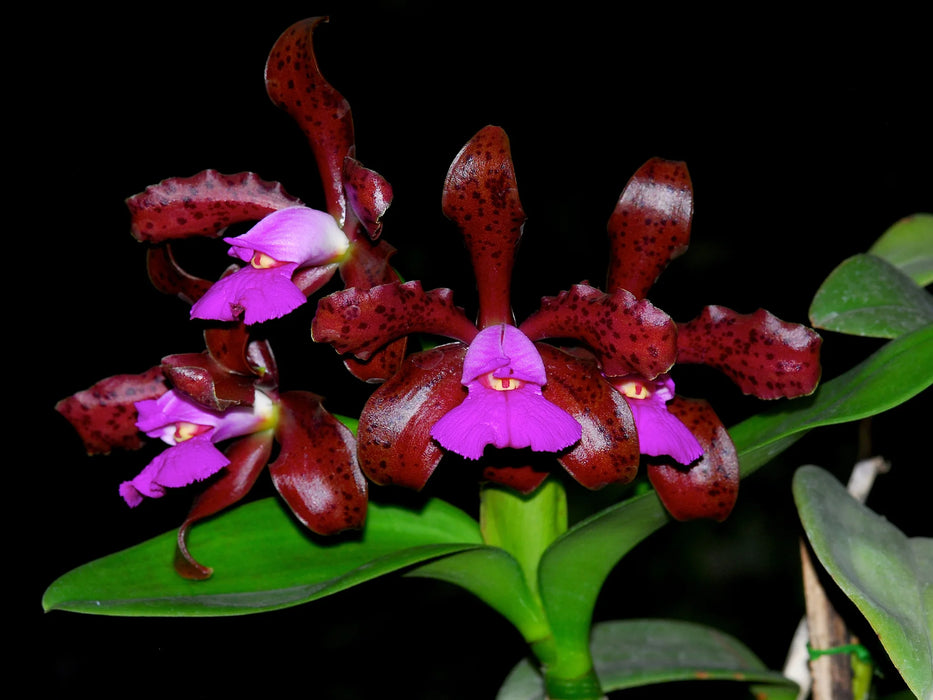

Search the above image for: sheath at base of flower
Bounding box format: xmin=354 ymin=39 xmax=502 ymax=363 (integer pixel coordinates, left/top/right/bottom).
xmin=119 ymin=389 xmax=277 ymax=507
xmin=613 ymin=374 xmax=703 ymax=465
xmin=431 ymin=324 xmax=582 ymax=460
xmin=190 ymin=206 xmax=349 ymax=325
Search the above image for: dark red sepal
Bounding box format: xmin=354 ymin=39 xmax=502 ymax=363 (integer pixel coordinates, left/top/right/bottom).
xmin=442 ymin=125 xmax=524 ymax=328
xmin=538 ymin=345 xmax=641 ymax=489
xmin=344 ymin=156 xmax=393 ymax=241
xmin=676 ymin=306 xmax=822 ymax=399
xmin=55 ymin=367 xmax=168 ymax=455
xmin=337 ymin=241 xmax=408 ymax=383
xmin=265 ymin=17 xmax=354 ymax=226
xmin=521 ymin=284 xmax=678 ymax=379
xmin=313 ymin=281 xmax=478 ymax=359
xmin=647 ymin=397 xmax=738 ymax=522
xmin=161 ymin=352 xmax=259 ymax=410
xmin=357 ymin=344 xmax=467 ymax=489
xmin=145 ymin=245 xmax=214 ymax=304
xmin=606 ymin=158 xmax=693 ymax=299
xmin=269 ymin=391 xmax=367 ymax=535
xmin=174 ymin=429 xmax=275 ymax=580
xmin=127 ymin=170 xmax=302 ymax=243
xmin=482 ymin=464 xmax=550 ymax=494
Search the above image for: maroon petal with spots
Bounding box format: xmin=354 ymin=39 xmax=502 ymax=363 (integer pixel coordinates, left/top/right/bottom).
xmin=174 ymin=428 xmax=275 ymax=580
xmin=442 ymin=125 xmax=525 ymax=328
xmin=646 ymin=396 xmax=738 ymax=522
xmin=160 ymin=352 xmax=260 ymax=411
xmin=357 ymin=344 xmax=468 ymax=489
xmin=606 ymin=158 xmax=693 ymax=299
xmin=127 ymin=170 xmax=302 ymax=244
xmin=677 ymin=306 xmax=822 ymax=399
xmin=269 ymin=391 xmax=367 ymax=535
xmin=344 ymin=156 xmax=393 ymax=241
xmin=265 ymin=17 xmax=354 ymax=227
xmin=145 ymin=246 xmax=214 ymax=304
xmin=312 ymin=281 xmax=478 ymax=359
xmin=55 ymin=367 xmax=168 ymax=455
xmin=520 ymin=284 xmax=678 ymax=380
xmin=538 ymin=345 xmax=641 ymax=490
xmin=337 ymin=235 xmax=407 ymax=383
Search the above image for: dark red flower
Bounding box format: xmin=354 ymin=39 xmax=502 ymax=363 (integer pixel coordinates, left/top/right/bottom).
xmin=598 ymin=158 xmax=823 ymax=521
xmin=56 ymin=324 xmax=366 ymax=579
xmin=313 ymin=126 xmax=678 ymax=496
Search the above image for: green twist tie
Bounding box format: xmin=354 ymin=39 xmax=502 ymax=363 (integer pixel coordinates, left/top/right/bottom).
xmin=807 ymin=643 xmax=873 ymax=664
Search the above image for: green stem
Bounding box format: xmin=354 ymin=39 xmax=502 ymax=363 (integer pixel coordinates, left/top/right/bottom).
xmin=480 ymin=481 xmax=606 ymax=700
xmin=479 ymin=480 xmax=567 ymax=606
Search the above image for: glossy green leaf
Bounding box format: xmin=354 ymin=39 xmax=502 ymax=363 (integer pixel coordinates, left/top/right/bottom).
xmin=793 ymin=465 xmax=933 ymax=699
xmin=730 ymin=322 xmax=933 ymax=478
xmin=497 ymin=619 xmax=798 ymax=699
xmin=869 ymin=213 xmax=933 ymax=286
xmin=407 ymin=547 xmax=552 ymax=648
xmin=809 ymin=253 xmax=933 ymax=338
xmin=43 ymin=496 xmax=482 ymax=616
xmin=535 ymin=491 xmax=671 ymax=679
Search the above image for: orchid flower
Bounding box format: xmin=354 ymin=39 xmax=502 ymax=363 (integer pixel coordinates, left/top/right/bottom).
xmin=119 ymin=388 xmax=276 ymax=507
xmin=430 ymin=324 xmax=582 ymax=459
xmin=126 ymin=17 xmax=405 ymax=381
xmin=56 ymin=323 xmax=366 ymax=579
xmin=189 ymin=207 xmax=349 ymax=325
xmin=313 ymin=126 xmax=678 ymax=495
xmin=596 ymin=158 xmax=822 ymax=521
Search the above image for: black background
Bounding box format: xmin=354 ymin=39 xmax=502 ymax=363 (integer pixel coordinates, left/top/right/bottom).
xmin=21 ymin=3 xmax=930 ymax=697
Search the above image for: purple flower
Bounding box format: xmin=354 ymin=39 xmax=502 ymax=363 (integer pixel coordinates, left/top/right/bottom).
xmin=431 ymin=324 xmax=582 ymax=459
xmin=119 ymin=389 xmax=276 ymax=507
xmin=611 ymin=374 xmax=703 ymax=466
xmin=190 ymin=207 xmax=349 ymax=325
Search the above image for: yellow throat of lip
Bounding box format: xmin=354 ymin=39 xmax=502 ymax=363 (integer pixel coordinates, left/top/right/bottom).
xmin=250 ymin=251 xmax=285 ymax=269
xmin=174 ymin=421 xmax=212 ymax=442
xmin=482 ymin=372 xmax=523 ymax=392
xmin=617 ymin=379 xmax=650 ymax=400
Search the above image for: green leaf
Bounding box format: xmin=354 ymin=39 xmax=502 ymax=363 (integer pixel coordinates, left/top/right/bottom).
xmin=794 ymin=465 xmax=933 ymax=699
xmin=43 ymin=496 xmax=482 ymax=616
xmin=497 ymin=619 xmax=798 ymax=699
xmin=730 ymin=322 xmax=933 ymax=478
xmin=869 ymin=213 xmax=933 ymax=286
xmin=407 ymin=547 xmax=552 ymax=648
xmin=535 ymin=491 xmax=671 ymax=679
xmin=809 ymin=253 xmax=933 ymax=338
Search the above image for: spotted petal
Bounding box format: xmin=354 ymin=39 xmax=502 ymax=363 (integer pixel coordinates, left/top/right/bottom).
xmin=646 ymin=396 xmax=739 ymax=522
xmin=442 ymin=125 xmax=525 ymax=327
xmin=312 ymin=281 xmax=478 ymax=360
xmin=606 ymin=158 xmax=693 ymax=298
xmin=269 ymin=391 xmax=367 ymax=535
xmin=520 ymin=284 xmax=678 ymax=379
xmin=357 ymin=344 xmax=468 ymax=489
xmin=127 ymin=170 xmax=302 ymax=244
xmin=676 ymin=306 xmax=822 ymax=399
xmin=55 ymin=367 xmax=168 ymax=455
xmin=538 ymin=345 xmax=641 ymax=490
